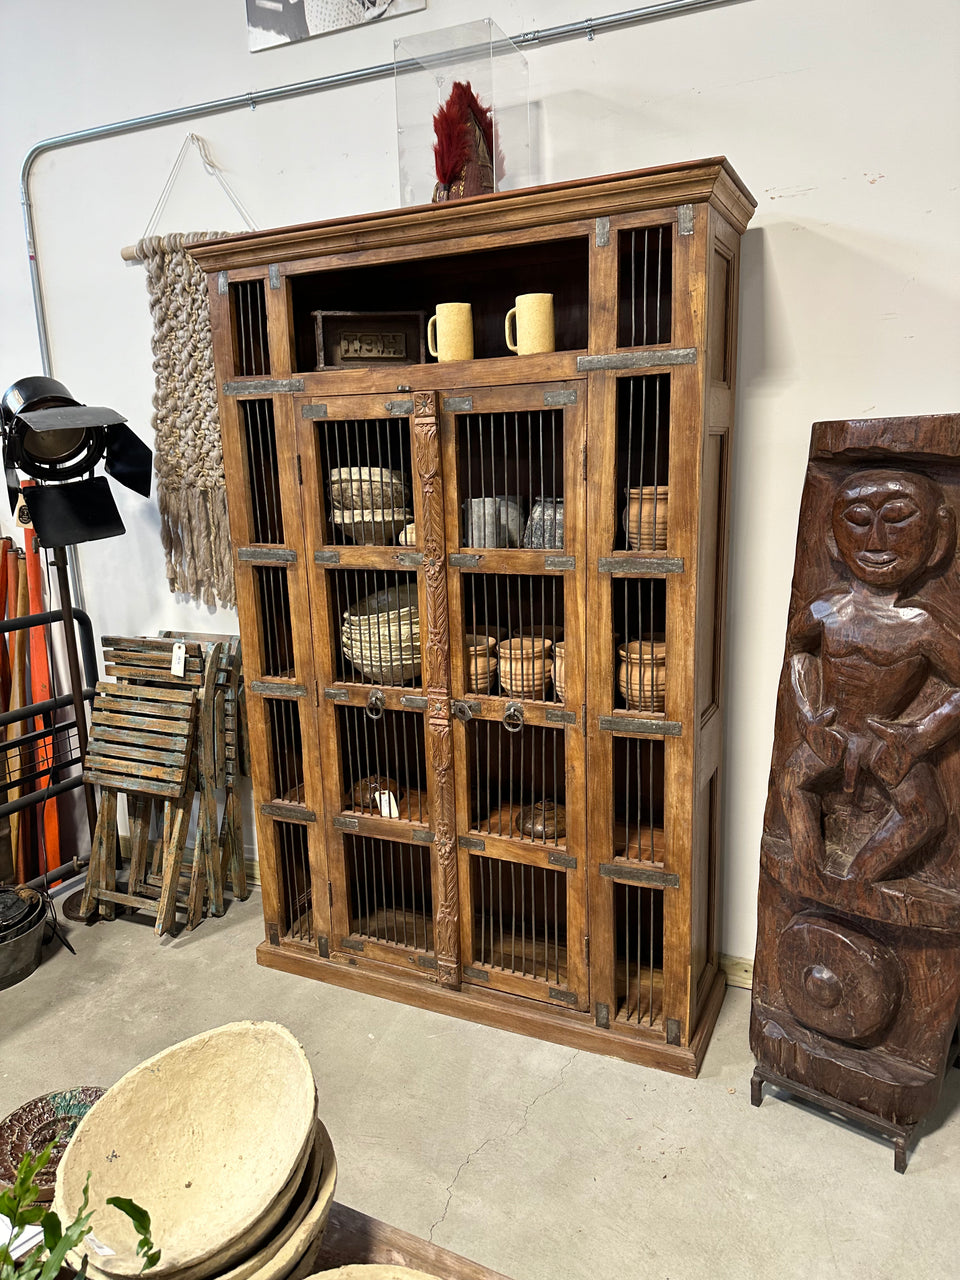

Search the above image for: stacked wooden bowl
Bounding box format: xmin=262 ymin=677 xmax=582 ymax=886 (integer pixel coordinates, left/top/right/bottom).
xmin=54 ymin=1023 xmax=337 ymax=1280
xmin=497 ymin=638 xmax=553 ymax=700
xmin=618 ymin=638 xmax=666 ymax=712
xmin=329 ymin=468 xmax=411 ymax=545
xmin=624 ymin=485 xmax=669 ymax=551
xmin=463 ymin=633 xmax=498 ymax=693
xmin=342 ymin=585 xmax=421 ymax=685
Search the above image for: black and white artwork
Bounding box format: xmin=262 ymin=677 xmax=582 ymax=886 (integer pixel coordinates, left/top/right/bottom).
xmin=246 ymin=0 xmax=426 ymax=51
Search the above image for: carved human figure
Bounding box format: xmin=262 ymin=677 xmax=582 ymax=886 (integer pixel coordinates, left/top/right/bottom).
xmin=781 ymin=469 xmax=960 ymax=881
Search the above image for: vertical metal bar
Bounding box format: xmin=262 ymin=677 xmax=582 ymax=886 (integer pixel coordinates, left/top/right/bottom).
xmin=370 ymin=705 xmax=384 ymax=813
xmin=500 ymin=721 xmax=509 ymax=838
xmin=554 ymin=868 xmax=560 ymax=985
xmin=623 ymin=380 xmax=634 ymax=550
xmin=509 ymin=859 xmax=516 ymax=973
xmin=651 ymin=378 xmax=661 ymax=550
xmin=340 ymin=706 xmax=353 ymax=809
xmin=477 ymin=855 xmax=487 ymax=965
xmin=630 ymin=230 xmax=637 ymax=347
xmin=513 ymin=411 xmax=522 ymax=548
xmin=520 ymin=862 xmax=528 ymax=977
xmin=648 ymin=742 xmax=656 ymax=863
xmin=323 ymin=421 xmax=336 ymax=543
xmin=361 ymin=568 xmax=373 ymax=687
xmin=398 ymin=843 xmax=409 ymax=948
xmin=359 ymin=686 xmax=374 ymax=814
xmin=477 ymin=414 xmax=487 ymax=542
xmin=383 ymin=417 xmax=395 ymax=548
xmin=237 ymin=284 xmax=250 ymax=374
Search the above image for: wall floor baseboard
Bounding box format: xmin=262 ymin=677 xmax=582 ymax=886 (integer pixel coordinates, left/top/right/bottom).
xmin=721 ymin=954 xmax=754 ymax=989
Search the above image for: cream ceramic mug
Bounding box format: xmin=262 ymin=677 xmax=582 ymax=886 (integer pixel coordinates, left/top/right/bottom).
xmin=505 ymin=293 xmax=555 ymax=355
xmin=427 ymin=302 xmax=474 ymax=362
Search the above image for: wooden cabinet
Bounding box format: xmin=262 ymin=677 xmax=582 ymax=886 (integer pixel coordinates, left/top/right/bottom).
xmin=191 ymin=159 xmax=755 ymax=1075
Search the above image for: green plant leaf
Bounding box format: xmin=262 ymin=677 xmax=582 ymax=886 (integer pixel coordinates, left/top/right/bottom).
xmin=104 ymin=1196 xmax=158 ymax=1273
xmin=105 ymin=1198 xmax=151 ymax=1239
xmin=40 ymin=1213 xmax=62 ymax=1251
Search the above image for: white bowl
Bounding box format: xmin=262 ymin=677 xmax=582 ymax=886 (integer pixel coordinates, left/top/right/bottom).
xmin=54 ymin=1022 xmax=317 ymax=1279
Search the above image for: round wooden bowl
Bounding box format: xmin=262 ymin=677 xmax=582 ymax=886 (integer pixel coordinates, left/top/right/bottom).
xmin=54 ymin=1022 xmax=317 ymax=1280
xmin=73 ymin=1118 xmax=334 ymax=1280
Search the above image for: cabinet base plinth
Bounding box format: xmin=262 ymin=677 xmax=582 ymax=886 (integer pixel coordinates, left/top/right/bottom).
xmin=256 ymin=940 xmax=725 ymax=1077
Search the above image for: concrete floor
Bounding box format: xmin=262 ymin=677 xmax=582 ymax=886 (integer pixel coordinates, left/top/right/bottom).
xmin=3 ymin=890 xmax=960 ymax=1280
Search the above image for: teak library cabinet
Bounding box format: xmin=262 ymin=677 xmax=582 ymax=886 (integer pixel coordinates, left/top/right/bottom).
xmin=192 ymin=159 xmax=755 ymax=1075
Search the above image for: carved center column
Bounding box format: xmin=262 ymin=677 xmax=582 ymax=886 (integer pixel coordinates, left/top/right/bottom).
xmin=414 ymin=391 xmax=461 ymax=988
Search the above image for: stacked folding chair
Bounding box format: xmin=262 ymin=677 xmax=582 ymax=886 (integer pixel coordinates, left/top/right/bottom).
xmin=79 ymin=635 xmax=248 ymax=935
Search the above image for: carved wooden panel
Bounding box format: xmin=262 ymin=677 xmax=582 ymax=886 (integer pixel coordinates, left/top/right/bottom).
xmin=753 ymin=413 xmax=960 ymax=1145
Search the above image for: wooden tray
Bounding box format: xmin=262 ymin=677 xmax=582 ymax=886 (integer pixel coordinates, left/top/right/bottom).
xmin=307 ymin=1201 xmax=512 ymax=1280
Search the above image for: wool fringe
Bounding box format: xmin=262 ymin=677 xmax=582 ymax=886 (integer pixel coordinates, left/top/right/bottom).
xmin=136 ymin=231 xmax=237 ymax=610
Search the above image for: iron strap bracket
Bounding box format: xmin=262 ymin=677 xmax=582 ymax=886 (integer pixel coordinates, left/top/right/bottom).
xmin=548 ymin=850 xmax=577 ymax=869
xmin=577 ymin=349 xmax=696 ymax=372
xmin=549 ymin=987 xmax=578 ymax=1006
xmin=599 ymin=715 xmax=681 ymax=737
xmin=260 ymin=801 xmax=317 ymax=823
xmin=545 ymin=708 xmax=576 ymax=725
xmin=599 ymin=556 xmax=684 ymax=575
xmin=238 ymin=547 xmax=296 ymax=563
xmin=224 ymin=378 xmax=304 ymax=395
xmin=250 ymin=680 xmax=307 ymax=698
xmin=599 ymin=862 xmax=679 ymax=888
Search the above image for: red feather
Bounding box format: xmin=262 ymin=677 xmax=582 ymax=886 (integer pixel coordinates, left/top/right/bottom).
xmin=433 ymin=81 xmax=498 ymax=186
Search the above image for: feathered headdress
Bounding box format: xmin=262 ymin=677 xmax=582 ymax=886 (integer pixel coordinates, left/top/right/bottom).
xmin=432 ymin=81 xmax=504 ymax=202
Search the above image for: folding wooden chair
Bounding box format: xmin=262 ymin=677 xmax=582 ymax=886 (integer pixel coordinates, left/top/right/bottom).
xmin=79 ymin=680 xmax=198 ymax=935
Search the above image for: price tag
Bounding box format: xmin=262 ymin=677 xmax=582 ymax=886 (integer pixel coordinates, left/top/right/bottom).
xmin=170 ymin=641 xmax=187 ymax=678
xmin=374 ymin=787 xmax=400 ymax=818
xmin=85 ymin=1235 xmax=116 ymax=1257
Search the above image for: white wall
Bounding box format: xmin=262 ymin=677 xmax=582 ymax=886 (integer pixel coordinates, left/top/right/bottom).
xmin=1 ymin=0 xmax=957 ymax=958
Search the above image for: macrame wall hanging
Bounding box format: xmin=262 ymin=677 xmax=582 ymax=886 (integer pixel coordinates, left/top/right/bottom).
xmin=130 ymin=134 xmax=258 ymax=610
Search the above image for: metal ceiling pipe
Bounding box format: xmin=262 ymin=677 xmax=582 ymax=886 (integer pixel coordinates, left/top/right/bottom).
xmin=17 ymin=0 xmax=743 ymax=603
xmin=20 ymin=0 xmax=742 ymax=371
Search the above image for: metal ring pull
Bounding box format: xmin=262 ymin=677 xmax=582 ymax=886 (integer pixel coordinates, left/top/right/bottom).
xmin=502 ymin=701 xmax=524 ymax=734
xmin=365 ymin=688 xmax=385 ymax=720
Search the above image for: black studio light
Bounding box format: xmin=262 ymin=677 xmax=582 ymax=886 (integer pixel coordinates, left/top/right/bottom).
xmin=0 ymin=376 xmax=152 ymax=547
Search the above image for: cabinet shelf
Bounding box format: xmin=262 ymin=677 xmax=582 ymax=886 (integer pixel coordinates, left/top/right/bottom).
xmin=193 ymin=159 xmax=755 ymax=1075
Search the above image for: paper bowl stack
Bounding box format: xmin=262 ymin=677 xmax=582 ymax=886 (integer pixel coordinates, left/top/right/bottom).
xmin=341 ymin=584 xmax=421 ymax=686
xmin=54 ymin=1023 xmax=337 ymax=1280
xmin=329 ymin=467 xmax=411 ymax=546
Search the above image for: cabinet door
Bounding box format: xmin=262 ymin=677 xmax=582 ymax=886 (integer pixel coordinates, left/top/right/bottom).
xmin=584 ymin=366 xmax=701 ymax=1044
xmin=296 ymin=390 xmax=460 ymax=984
xmin=440 ymin=382 xmax=589 ymax=1012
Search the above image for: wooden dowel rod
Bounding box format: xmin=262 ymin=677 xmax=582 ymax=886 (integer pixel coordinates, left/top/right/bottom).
xmin=121 ymin=245 xmax=144 ymax=263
